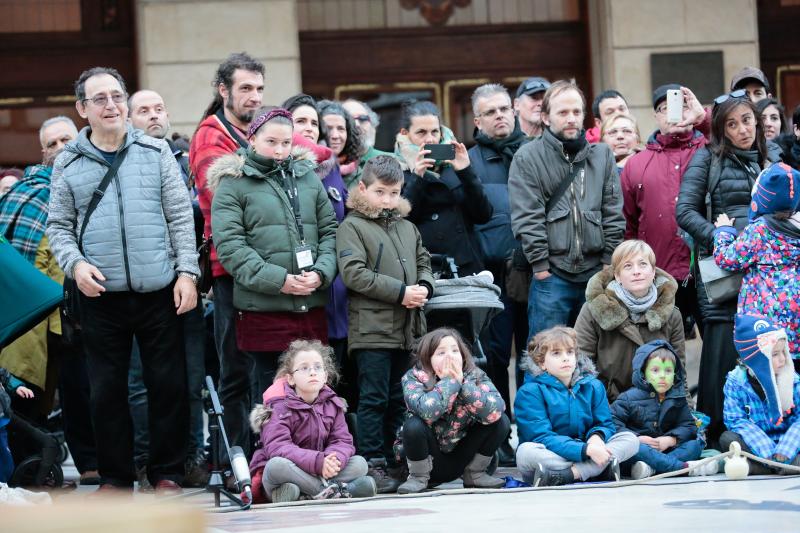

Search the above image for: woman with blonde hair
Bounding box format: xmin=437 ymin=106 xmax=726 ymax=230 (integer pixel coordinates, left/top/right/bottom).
xmin=574 ymin=240 xmax=685 ymax=401
xmin=601 ymin=114 xmax=642 ymax=171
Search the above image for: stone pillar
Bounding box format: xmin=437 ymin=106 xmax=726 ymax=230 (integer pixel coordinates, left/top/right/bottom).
xmin=135 ymin=0 xmax=302 ymax=137
xmin=588 ymin=0 xmax=760 ymax=135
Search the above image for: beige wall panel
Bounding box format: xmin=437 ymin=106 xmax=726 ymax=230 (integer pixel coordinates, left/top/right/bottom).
xmin=684 ymin=0 xmax=757 ymax=44
xmin=610 ymin=0 xmax=687 ymax=47
xmin=141 ymin=0 xmax=298 ymax=63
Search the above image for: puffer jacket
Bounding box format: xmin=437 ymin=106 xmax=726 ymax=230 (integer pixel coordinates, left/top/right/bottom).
xmin=208 ymin=147 xmax=338 ymax=313
xmin=621 ymin=130 xmax=708 ymax=282
xmin=396 ymin=365 xmax=505 ymax=456
xmin=610 ymin=340 xmax=697 ymax=443
xmin=676 ymin=143 xmax=782 ymax=321
xmin=574 ymin=267 xmax=685 ymax=402
xmin=509 ymin=128 xmax=624 ymax=279
xmin=47 ymin=124 xmax=199 ymax=291
xmin=248 ymin=380 xmax=355 ymax=477
xmin=515 ymin=353 xmax=616 ymax=463
xmin=403 ymin=164 xmax=493 ymax=277
xmin=336 ymin=187 xmax=435 ymax=352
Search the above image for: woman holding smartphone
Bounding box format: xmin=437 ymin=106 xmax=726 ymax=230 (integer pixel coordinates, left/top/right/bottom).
xmin=396 ymin=100 xmax=493 ymax=277
xmin=676 ymin=91 xmax=782 ymax=446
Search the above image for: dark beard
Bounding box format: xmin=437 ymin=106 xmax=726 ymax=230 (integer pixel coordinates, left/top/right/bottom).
xmin=225 ymin=98 xmax=254 ymax=125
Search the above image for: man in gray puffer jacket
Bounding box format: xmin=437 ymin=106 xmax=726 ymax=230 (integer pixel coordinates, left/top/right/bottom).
xmin=509 ymin=80 xmax=624 ymax=341
xmin=46 ymin=67 xmax=199 ymax=494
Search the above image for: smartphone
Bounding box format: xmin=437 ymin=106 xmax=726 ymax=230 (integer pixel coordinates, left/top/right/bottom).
xmin=666 ymin=89 xmax=683 ymax=124
xmin=423 ymin=143 xmax=456 ymax=161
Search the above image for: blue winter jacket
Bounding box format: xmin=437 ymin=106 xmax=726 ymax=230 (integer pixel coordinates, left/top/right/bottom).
xmin=515 ymin=353 xmax=616 ymax=462
xmin=610 ymin=340 xmax=697 ymax=443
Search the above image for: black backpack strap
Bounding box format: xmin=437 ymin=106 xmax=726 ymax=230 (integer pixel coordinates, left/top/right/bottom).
xmin=215 ymin=109 xmax=249 ymax=149
xmin=546 ymin=159 xmax=586 ymax=213
xmin=77 ymin=145 xmax=129 ymax=250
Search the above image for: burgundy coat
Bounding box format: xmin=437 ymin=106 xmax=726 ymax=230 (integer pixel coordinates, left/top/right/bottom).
xmin=621 ymin=130 xmax=708 ymax=281
xmin=249 ymin=381 xmax=355 ymax=477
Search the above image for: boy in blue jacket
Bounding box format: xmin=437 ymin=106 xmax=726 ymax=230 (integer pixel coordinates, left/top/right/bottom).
xmin=1 ymin=367 xmax=34 ymax=482
xmin=721 ymin=314 xmax=800 ymax=474
xmin=515 ymin=326 xmax=638 ymax=486
xmin=611 ymin=340 xmax=719 ymax=479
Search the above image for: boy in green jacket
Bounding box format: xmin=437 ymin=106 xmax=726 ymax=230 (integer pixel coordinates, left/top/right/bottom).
xmin=336 ymin=155 xmax=434 ymax=493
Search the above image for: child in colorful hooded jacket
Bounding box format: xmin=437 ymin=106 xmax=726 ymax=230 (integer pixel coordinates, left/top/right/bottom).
xmin=721 ymin=314 xmax=800 ymax=473
xmin=248 ymin=340 xmax=376 ymax=503
xmin=515 ymin=326 xmax=639 ymax=486
xmin=0 ymin=367 xmax=34 ymax=482
xmin=611 ymin=340 xmax=719 ymax=479
xmin=394 ymin=328 xmax=509 ymax=493
xmin=713 ymin=162 xmax=800 ymax=358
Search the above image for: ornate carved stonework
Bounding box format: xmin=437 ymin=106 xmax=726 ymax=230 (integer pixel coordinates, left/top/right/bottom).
xmin=399 ymin=0 xmax=472 ymax=26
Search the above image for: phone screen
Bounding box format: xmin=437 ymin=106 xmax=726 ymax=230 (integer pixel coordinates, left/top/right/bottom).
xmin=423 ymin=143 xmax=456 ymax=161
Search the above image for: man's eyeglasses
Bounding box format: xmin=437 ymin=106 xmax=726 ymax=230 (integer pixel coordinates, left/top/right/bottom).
xmin=478 ymin=105 xmax=513 ymax=119
xmin=352 ymin=114 xmax=371 ymax=124
xmin=83 ymin=92 xmax=127 ymax=107
xmin=713 ymin=89 xmax=747 ymax=106
xmin=291 ymin=363 xmax=326 ymax=376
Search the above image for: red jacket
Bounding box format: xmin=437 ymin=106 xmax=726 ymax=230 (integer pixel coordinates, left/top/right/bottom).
xmin=189 ymin=113 xmax=247 ymax=277
xmin=620 ymin=130 xmax=708 ymax=281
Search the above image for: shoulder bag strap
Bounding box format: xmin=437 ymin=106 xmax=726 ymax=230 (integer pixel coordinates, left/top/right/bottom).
xmin=545 ymin=159 xmax=586 ymax=213
xmin=215 ymin=109 xmax=249 ymax=149
xmin=77 ymin=145 xmax=129 ymax=251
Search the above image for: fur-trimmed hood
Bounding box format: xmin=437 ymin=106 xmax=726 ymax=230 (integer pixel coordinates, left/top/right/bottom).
xmin=520 ymin=352 xmax=598 ymax=388
xmin=345 ymin=180 xmax=411 ymax=219
xmin=206 ymin=146 xmax=317 ymax=194
xmin=584 ymin=267 xmax=678 ymax=333
xmin=249 ymin=379 xmax=346 ymax=433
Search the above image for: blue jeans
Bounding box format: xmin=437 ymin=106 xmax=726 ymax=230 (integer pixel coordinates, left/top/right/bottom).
xmin=527 ymin=272 xmax=587 ymax=340
xmin=623 ymin=439 xmax=703 ymax=474
xmin=0 ymin=425 xmax=12 ymax=483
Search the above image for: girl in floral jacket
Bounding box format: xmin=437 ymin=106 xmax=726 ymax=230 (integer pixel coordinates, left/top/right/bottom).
xmin=713 ymin=163 xmax=800 ymax=358
xmin=395 ymin=328 xmax=509 ymax=493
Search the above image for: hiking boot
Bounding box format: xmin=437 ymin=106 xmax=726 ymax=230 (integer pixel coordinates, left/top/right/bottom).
xmin=687 ymin=458 xmax=719 ymax=477
xmin=462 ymin=453 xmax=505 ymax=488
xmin=596 ymin=457 xmax=620 ymax=482
xmin=135 ymin=464 xmax=153 ymax=493
xmin=532 ymin=463 xmax=574 ymax=487
xmin=367 ymin=458 xmax=402 ymax=494
xmin=397 ymin=456 xmax=432 ymax=494
xmin=630 ymin=461 xmax=655 ymax=480
xmin=183 ymin=452 xmax=210 ymax=488
xmin=271 ymin=483 xmax=301 ymax=503
xmin=340 ymin=476 xmax=377 ymax=498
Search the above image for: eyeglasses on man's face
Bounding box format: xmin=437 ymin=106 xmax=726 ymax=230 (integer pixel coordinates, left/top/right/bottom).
xmin=83 ymin=92 xmax=127 ymax=107
xmin=479 ymin=105 xmax=513 ymax=119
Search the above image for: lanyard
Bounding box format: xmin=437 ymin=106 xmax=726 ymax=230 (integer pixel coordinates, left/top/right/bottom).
xmin=280 ymin=168 xmax=305 ymax=244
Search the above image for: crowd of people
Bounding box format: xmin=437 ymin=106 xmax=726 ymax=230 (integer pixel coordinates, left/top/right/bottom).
xmin=1 ymin=51 xmax=800 ymax=503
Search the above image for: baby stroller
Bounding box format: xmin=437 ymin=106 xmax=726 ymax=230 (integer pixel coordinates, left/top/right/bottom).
xmin=1 ymin=236 xmax=65 ymax=488
xmin=424 ymin=255 xmax=504 ymax=368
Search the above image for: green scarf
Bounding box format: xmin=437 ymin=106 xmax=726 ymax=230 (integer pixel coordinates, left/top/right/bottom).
xmin=393 ymin=125 xmax=457 ymax=178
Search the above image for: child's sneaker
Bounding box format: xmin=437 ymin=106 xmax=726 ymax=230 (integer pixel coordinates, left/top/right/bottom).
xmin=313 ymin=483 xmax=343 ymax=500
xmin=532 ymin=463 xmax=574 ymax=487
xmin=271 ymin=482 xmax=301 ymax=503
xmin=367 ymin=458 xmax=402 ymax=494
xmin=687 ymin=459 xmax=719 ymax=476
xmin=630 ymin=461 xmax=655 ymax=480
xmin=340 ymin=476 xmax=377 ymax=498
xmin=596 ymin=457 xmax=620 ymax=482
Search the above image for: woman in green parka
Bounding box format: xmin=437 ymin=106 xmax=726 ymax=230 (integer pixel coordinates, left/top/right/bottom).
xmin=209 ymin=108 xmax=338 ymax=394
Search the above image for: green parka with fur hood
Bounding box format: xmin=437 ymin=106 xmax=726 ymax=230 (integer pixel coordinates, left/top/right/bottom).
xmin=209 ymin=147 xmax=338 ymax=313
xmin=336 ymin=186 xmax=435 ymax=352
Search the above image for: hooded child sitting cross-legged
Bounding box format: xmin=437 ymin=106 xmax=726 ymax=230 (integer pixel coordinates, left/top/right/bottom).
xmin=611 ymin=340 xmax=718 ymax=479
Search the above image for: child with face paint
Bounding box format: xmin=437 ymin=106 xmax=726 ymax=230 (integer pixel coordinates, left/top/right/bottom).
xmin=720 ymin=314 xmax=800 ymax=474
xmin=611 ymin=340 xmax=719 ymax=479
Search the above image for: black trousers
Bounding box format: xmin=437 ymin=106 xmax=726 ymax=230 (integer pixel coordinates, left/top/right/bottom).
xmin=212 ymin=275 xmax=256 ymax=459
xmin=57 ymin=332 xmax=97 ymax=474
xmin=79 ymin=283 xmax=188 ymax=487
xmin=697 ymin=320 xmax=739 ymax=446
xmin=401 ymin=413 xmax=510 ymax=485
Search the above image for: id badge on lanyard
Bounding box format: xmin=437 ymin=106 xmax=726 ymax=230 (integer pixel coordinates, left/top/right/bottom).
xmin=295 ymin=243 xmax=314 ymax=270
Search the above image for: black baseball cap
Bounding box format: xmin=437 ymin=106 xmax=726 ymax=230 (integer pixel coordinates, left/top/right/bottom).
xmin=516 ymin=77 xmax=551 ymax=98
xmin=652 ymin=83 xmax=682 ymax=110
xmin=730 ymin=67 xmax=770 ymax=92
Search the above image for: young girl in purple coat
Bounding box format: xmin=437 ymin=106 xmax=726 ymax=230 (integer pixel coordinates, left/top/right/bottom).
xmin=248 ymin=340 xmax=376 ymax=502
